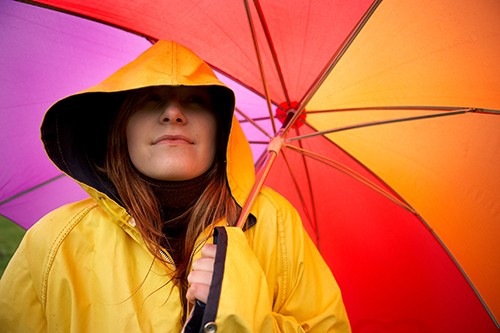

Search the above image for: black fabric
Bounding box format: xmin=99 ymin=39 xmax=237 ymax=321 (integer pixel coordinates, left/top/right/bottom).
xmin=183 ymin=227 xmax=227 ymax=332
xmin=183 ymin=300 xmax=206 ymax=333
xmin=40 ymin=85 xmax=234 ymax=204
xmin=243 ymin=214 xmax=257 ymax=231
xmin=41 ymin=92 xmax=128 ymax=203
xmin=141 ymin=170 xmax=212 ymax=216
xmin=141 ymin=170 xmax=212 ymax=264
xmin=201 ymin=227 xmax=227 ymax=327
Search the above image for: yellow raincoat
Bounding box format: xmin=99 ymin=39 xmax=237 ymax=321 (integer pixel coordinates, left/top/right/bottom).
xmin=0 ymin=41 xmax=350 ymax=332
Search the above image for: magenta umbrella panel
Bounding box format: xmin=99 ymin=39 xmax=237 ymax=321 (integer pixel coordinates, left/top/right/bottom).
xmin=0 ymin=0 xmax=273 ymax=229
xmin=0 ymin=1 xmax=144 ymax=227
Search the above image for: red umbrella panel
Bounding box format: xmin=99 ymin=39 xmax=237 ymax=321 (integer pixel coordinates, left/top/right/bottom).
xmin=4 ymin=0 xmax=500 ymax=331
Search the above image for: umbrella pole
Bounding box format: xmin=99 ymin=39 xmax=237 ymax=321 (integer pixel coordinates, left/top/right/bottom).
xmin=236 ymin=136 xmax=283 ymax=229
xmin=236 ymin=111 xmax=295 ymax=229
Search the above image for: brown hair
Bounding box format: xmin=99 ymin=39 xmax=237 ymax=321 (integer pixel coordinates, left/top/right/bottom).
xmin=104 ymin=87 xmax=239 ymax=312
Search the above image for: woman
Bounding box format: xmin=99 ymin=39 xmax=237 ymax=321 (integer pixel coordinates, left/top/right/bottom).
xmin=0 ymin=40 xmax=350 ymax=332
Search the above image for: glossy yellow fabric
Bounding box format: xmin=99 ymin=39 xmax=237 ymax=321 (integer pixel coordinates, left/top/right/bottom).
xmin=0 ymin=41 xmax=350 ymax=332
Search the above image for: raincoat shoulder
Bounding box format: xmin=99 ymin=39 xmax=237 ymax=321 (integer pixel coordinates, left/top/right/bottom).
xmin=0 ymin=199 xmax=97 ymax=332
xmin=0 ymin=195 xmax=187 ymax=332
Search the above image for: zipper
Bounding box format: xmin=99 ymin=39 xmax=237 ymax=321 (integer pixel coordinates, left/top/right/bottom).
xmin=159 ymin=248 xmax=174 ymax=267
xmin=189 ymin=235 xmax=211 ymax=266
xmin=161 ymin=233 xmax=211 ymax=323
xmin=158 ymin=234 xmax=211 ymax=269
xmin=185 ymin=234 xmax=211 ymax=318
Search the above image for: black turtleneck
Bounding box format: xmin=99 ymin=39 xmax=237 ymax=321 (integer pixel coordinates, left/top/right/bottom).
xmin=139 ymin=170 xmax=212 ymax=264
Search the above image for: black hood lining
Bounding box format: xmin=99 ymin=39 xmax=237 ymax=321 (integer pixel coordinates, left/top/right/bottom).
xmin=41 ymin=85 xmax=235 ymax=203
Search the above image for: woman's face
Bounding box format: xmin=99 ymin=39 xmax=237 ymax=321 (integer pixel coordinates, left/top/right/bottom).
xmin=126 ymin=86 xmax=217 ymax=181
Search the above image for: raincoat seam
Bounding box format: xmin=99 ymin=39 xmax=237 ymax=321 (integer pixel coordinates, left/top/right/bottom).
xmin=258 ymin=187 xmax=290 ymax=306
xmin=99 ymin=200 xmax=148 ymax=249
xmin=40 ymin=202 xmax=98 ymax=310
xmin=96 ymin=195 xmax=130 ymax=225
xmin=87 ymin=189 xmax=153 ymax=253
xmin=277 ymin=204 xmax=289 ymax=306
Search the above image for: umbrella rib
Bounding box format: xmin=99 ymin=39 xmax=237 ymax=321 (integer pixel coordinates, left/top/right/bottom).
xmin=285 ymin=144 xmax=417 ymax=214
xmin=0 ymin=174 xmax=66 ymax=207
xmin=280 ymin=152 xmax=318 ymax=242
xmin=304 ymin=105 xmax=488 ymax=114
xmin=281 ymin=0 xmax=382 ymax=138
xmin=252 ymin=0 xmax=291 ymax=105
xmin=235 ymin=107 xmax=273 ymax=139
xmin=287 ymin=108 xmax=474 ymax=142
xmin=291 ymin=126 xmax=321 ymax=244
xmin=236 ymin=139 xmax=283 ymax=228
xmin=415 ymin=214 xmax=500 ymax=329
xmin=479 ymin=108 xmax=500 ymax=115
xmin=298 ymin=0 xmax=382 ymax=108
xmin=248 ymin=140 xmax=272 ymax=145
xmin=244 ymin=0 xmax=277 ymax=135
xmin=237 ymin=115 xmax=273 ymax=123
xmin=235 ymin=107 xmax=499 ymax=124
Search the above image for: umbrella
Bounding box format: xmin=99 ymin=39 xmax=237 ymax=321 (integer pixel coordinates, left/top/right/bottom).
xmin=2 ymin=0 xmax=500 ymax=331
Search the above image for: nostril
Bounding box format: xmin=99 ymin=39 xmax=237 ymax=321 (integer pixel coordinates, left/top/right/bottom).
xmin=175 ymin=117 xmax=183 ymax=123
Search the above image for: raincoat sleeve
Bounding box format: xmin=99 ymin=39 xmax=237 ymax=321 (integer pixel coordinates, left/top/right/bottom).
xmin=186 ymin=190 xmax=351 ymax=332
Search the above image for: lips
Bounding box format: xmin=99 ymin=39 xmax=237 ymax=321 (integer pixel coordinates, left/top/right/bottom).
xmin=153 ymin=134 xmax=194 ymax=145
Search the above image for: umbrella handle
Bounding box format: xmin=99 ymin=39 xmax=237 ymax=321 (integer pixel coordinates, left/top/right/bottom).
xmin=236 ymin=136 xmax=284 ymax=229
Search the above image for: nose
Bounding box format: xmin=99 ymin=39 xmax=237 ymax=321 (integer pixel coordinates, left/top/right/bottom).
xmin=160 ymin=102 xmax=186 ymax=124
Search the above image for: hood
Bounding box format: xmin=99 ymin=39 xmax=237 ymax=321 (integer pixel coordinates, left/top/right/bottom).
xmin=41 ymin=40 xmax=255 ymax=209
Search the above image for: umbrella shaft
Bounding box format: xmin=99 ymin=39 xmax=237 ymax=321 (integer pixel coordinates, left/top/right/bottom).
xmin=236 ymin=137 xmax=283 ymax=228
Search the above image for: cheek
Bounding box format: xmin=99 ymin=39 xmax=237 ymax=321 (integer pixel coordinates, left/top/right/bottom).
xmin=125 ymin=119 xmax=144 ymax=163
xmin=204 ymin=111 xmax=218 ymax=137
xmin=195 ymin=115 xmax=218 ymax=166
xmin=206 ymin=117 xmax=218 ymax=155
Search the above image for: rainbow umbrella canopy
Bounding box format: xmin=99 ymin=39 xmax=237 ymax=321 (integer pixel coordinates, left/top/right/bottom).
xmin=1 ymin=0 xmax=500 ymax=332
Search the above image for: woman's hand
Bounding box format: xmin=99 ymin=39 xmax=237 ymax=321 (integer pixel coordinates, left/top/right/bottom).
xmin=186 ymin=243 xmax=217 ymax=304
